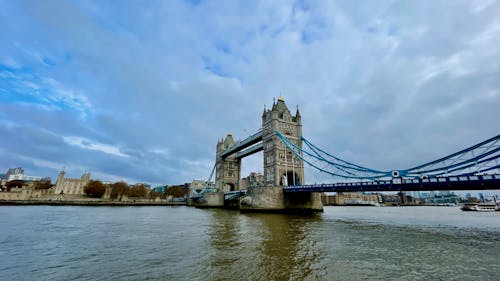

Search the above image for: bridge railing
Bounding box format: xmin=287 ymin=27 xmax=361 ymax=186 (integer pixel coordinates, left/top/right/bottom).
xmin=224 ymin=190 xmax=247 ymax=200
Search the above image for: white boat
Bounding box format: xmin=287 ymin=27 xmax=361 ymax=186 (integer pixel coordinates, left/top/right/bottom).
xmin=460 ymin=203 xmax=498 ymax=212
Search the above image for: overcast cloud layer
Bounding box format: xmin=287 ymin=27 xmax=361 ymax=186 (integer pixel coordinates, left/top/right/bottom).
xmin=1 ymin=0 xmax=499 ymax=186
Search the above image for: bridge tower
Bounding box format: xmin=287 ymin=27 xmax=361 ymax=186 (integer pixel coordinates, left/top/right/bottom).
xmin=262 ymin=96 xmax=304 ymax=186
xmin=216 ymin=134 xmax=241 ymax=191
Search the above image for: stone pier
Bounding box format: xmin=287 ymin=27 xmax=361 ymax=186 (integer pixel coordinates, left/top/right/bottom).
xmin=240 ymin=186 xmax=323 ymax=213
xmin=194 ymin=191 xmax=224 ymax=208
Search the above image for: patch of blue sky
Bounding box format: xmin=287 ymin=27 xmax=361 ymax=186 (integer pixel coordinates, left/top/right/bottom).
xmin=202 ymin=55 xmax=229 ymax=78
xmin=387 ymin=25 xmax=398 ymax=36
xmin=366 ymin=24 xmax=398 ymax=36
xmin=185 ymin=0 xmax=203 ymax=6
xmin=215 ymin=42 xmax=231 ymax=54
xmin=268 ymin=25 xmax=286 ymax=39
xmin=293 ymin=0 xmax=311 ymax=13
xmin=300 ymin=19 xmax=330 ymax=45
xmin=367 ymin=26 xmax=378 ymax=33
xmin=0 ymin=86 xmax=76 ymax=112
xmin=301 ymin=28 xmax=326 ymax=44
xmin=0 ymin=65 xmax=74 ymax=112
xmin=41 ymin=56 xmax=57 ymax=67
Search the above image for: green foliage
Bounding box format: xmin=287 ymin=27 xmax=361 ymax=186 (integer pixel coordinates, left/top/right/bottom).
xmin=33 ymin=179 xmax=53 ymax=190
xmin=84 ymin=180 xmax=106 ymax=198
xmin=110 ymin=181 xmax=129 ymax=199
xmin=165 ymin=186 xmax=186 ymax=198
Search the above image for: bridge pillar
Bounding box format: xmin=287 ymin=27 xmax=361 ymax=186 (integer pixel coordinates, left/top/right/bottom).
xmin=262 ymin=96 xmax=304 ymax=186
xmin=241 ymin=96 xmax=322 ymax=213
xmin=240 ymin=186 xmax=323 ymax=213
xmin=216 ymin=134 xmax=241 ymax=192
xmin=194 ymin=191 xmax=224 ymax=208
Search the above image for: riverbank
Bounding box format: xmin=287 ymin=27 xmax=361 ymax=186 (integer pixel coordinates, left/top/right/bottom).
xmin=0 ymin=199 xmax=186 ymax=206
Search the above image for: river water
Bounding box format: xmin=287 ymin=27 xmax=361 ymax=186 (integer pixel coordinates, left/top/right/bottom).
xmin=0 ymin=206 xmax=499 ymax=281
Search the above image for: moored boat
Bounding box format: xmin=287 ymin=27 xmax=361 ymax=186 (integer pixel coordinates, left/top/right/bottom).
xmin=460 ymin=203 xmax=498 ymax=212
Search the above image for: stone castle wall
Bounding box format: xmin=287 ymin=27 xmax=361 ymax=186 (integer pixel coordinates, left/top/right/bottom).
xmin=54 ymin=172 xmax=90 ymax=195
xmin=0 ymin=188 xmax=55 ymax=201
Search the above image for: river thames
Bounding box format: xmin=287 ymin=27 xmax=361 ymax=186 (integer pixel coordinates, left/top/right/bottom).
xmin=0 ymin=206 xmax=499 ymax=281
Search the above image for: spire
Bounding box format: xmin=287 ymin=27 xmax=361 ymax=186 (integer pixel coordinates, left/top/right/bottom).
xmin=295 ymin=105 xmax=301 ymax=117
xmin=272 ymin=97 xmax=278 ymax=111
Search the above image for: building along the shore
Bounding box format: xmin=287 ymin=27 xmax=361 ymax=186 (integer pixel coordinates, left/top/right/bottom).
xmin=54 ymin=170 xmax=91 ymax=195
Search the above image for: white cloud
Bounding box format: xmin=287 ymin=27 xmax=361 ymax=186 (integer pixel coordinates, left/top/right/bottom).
xmin=62 ymin=136 xmax=129 ymax=158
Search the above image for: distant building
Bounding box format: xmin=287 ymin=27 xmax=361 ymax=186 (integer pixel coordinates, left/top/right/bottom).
xmin=132 ymin=183 xmax=151 ymax=189
xmin=153 ymin=185 xmax=167 ymax=193
xmin=190 ymin=180 xmax=206 ymax=192
xmin=322 ymin=192 xmax=380 ymax=206
xmin=4 ymin=167 xmax=43 ymax=182
xmin=440 ymin=190 xmax=451 ymax=196
xmin=54 ymin=170 xmax=91 ymax=195
xmin=381 ymin=193 xmax=402 ymax=205
xmin=6 ymin=167 xmax=24 ymax=178
xmin=7 ymin=174 xmax=43 ymax=182
xmin=239 ymin=172 xmax=264 ymax=189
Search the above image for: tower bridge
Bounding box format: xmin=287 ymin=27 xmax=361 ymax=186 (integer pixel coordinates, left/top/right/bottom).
xmin=193 ymin=97 xmax=500 ymax=212
xmin=216 ymin=96 xmax=304 ymax=193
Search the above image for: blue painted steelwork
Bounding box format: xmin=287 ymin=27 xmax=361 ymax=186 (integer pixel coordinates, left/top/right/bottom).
xmin=283 ymin=174 xmax=500 ymax=193
xmin=276 ymin=131 xmax=500 ymax=181
xmin=276 ymin=131 xmax=389 ymax=180
xmin=201 ymin=129 xmax=499 ymax=198
xmin=191 ymin=164 xmax=217 ymax=200
xmin=404 ymin=134 xmax=500 ymax=177
xmin=224 ymin=190 xmax=247 ymax=200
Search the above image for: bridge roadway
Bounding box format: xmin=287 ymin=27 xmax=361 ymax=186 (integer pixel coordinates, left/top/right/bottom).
xmin=223 ymin=175 xmax=500 ymax=199
xmin=283 ymin=174 xmax=500 ymax=193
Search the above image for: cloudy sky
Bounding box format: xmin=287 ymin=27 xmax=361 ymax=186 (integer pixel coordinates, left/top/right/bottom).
xmin=1 ymin=0 xmax=499 ymax=186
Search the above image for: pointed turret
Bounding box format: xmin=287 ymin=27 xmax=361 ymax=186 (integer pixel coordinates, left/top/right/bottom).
xmin=56 ymin=170 xmax=65 ymax=186
xmin=223 ymin=133 xmax=235 ymax=148
xmin=295 ymin=105 xmax=301 ymax=123
xmin=81 ymin=171 xmax=90 ymax=181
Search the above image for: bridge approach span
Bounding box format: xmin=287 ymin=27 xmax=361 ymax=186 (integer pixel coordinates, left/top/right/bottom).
xmin=283 ymin=174 xmax=500 ymax=193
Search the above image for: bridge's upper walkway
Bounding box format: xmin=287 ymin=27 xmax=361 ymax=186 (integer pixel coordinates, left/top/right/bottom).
xmin=220 ymin=130 xmax=263 ymax=159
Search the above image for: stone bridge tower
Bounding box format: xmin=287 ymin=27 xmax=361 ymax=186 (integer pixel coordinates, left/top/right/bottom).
xmin=215 ymin=134 xmax=241 ymax=191
xmin=262 ymin=96 xmax=304 ymax=186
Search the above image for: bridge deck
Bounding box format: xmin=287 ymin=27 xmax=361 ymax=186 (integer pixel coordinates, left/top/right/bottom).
xmin=284 ymin=175 xmax=500 ymax=193
xmin=224 ymin=190 xmax=247 ymax=200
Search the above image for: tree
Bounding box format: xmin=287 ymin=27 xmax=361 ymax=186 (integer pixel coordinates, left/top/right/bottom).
xmin=5 ymin=180 xmax=24 ymax=191
xmin=128 ymin=184 xmax=148 ymax=198
xmin=84 ymin=180 xmax=106 ymax=198
xmin=110 ymin=181 xmax=129 ymax=200
xmin=165 ymin=186 xmax=186 ymax=198
xmin=149 ymin=190 xmax=164 ymax=200
xmin=33 ymin=179 xmax=53 ymax=190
